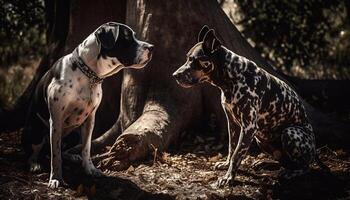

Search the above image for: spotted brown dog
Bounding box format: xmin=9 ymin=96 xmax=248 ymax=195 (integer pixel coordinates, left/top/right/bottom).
xmin=173 ymin=25 xmax=328 ymax=187
xmin=23 ymin=22 xmax=153 ymax=188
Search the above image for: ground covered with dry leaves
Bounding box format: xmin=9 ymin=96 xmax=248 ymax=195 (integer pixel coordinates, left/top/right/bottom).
xmin=0 ymin=130 xmax=349 ymax=200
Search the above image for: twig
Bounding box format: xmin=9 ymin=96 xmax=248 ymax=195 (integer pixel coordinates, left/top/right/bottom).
xmin=101 ymin=156 xmax=114 ymax=166
xmin=108 ymin=139 xmax=120 ymax=154
xmin=317 ymin=145 xmax=337 ymax=156
xmin=150 ymin=144 xmax=158 ymax=166
xmin=33 ymin=181 xmax=47 ymax=186
xmin=93 ymin=151 xmax=115 ymax=160
xmin=328 ymin=157 xmax=350 ymax=165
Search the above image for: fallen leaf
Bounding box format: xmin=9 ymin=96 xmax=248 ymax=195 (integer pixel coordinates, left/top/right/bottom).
xmin=126 ymin=165 xmax=135 ymax=173
xmin=209 ymin=153 xmax=222 ymax=162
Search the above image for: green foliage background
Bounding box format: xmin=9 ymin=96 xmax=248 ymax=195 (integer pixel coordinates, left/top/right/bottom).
xmin=0 ymin=0 xmax=46 ymax=107
xmin=0 ymin=0 xmax=46 ymax=67
xmin=233 ymin=0 xmax=350 ymax=74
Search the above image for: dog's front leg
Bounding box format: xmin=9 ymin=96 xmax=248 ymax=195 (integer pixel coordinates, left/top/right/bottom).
xmin=48 ymin=117 xmax=65 ymax=188
xmin=214 ymin=104 xmax=240 ymax=170
xmin=217 ymin=115 xmax=257 ymax=187
xmin=80 ymin=111 xmax=103 ymax=177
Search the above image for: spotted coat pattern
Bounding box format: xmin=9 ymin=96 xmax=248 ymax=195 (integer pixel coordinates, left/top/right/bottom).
xmin=173 ymin=42 xmax=317 ymax=187
xmin=23 ymin=22 xmax=154 ymax=189
xmin=211 ymin=47 xmax=316 ymax=182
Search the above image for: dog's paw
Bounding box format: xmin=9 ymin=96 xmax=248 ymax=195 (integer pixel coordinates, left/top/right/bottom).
xmin=48 ymin=179 xmax=60 ymax=189
xmin=214 ymin=160 xmax=230 ymax=170
xmin=216 ymin=173 xmax=235 ymax=187
xmin=252 ymin=159 xmax=280 ymax=171
xmin=48 ymin=178 xmax=67 ymax=189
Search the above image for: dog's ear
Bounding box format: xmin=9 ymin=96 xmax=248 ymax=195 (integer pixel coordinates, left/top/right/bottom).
xmin=202 ymin=29 xmax=222 ymax=55
xmin=95 ymin=24 xmax=119 ymax=49
xmin=197 ymin=25 xmax=210 ymax=42
xmin=211 ymin=35 xmax=222 ymax=51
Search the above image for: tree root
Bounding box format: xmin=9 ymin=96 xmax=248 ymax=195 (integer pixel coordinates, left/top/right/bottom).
xmin=96 ymin=100 xmax=191 ymax=171
xmin=99 ymin=111 xmax=168 ymax=170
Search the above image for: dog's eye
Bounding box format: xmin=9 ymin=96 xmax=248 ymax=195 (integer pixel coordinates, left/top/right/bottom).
xmin=188 ymin=57 xmax=194 ymax=62
xmin=199 ymin=60 xmax=211 ymax=68
xmin=123 ymin=29 xmax=133 ymax=40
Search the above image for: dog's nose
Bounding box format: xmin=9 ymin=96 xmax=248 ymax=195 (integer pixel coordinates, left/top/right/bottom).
xmin=172 ymin=71 xmax=181 ymax=79
xmin=146 ymin=44 xmax=154 ymax=52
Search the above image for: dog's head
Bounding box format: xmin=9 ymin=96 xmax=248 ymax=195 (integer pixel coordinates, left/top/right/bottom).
xmin=172 ymin=25 xmax=222 ymax=88
xmin=80 ymin=22 xmax=153 ymax=77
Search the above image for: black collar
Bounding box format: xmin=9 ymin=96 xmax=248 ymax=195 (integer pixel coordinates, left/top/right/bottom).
xmin=71 ymin=48 xmax=103 ymax=85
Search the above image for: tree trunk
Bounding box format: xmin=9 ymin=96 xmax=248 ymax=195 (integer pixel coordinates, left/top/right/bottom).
xmin=287 ymin=77 xmax=350 ymax=114
xmin=98 ymin=0 xmax=204 ymax=169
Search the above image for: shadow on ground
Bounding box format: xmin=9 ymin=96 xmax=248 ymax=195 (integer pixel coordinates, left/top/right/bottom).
xmin=272 ymin=170 xmax=349 ymax=200
xmin=0 ymin=131 xmax=349 ymax=199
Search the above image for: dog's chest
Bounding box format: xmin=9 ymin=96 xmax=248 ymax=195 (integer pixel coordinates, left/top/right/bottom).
xmin=47 ymin=58 xmax=103 ymax=128
xmin=62 ymin=84 xmax=101 ymax=128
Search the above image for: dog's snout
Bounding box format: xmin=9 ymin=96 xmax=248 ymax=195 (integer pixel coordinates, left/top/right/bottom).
xmin=146 ymin=44 xmax=154 ymax=51
xmin=173 ymin=70 xmax=189 ymax=84
xmin=173 ymin=66 xmax=187 ymax=80
xmin=172 ymin=71 xmax=181 ymax=79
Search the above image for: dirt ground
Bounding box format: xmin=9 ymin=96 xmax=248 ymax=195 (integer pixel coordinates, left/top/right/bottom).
xmin=0 ymin=130 xmax=349 ymax=200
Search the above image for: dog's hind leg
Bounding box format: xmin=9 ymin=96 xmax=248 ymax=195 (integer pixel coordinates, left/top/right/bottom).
xmin=28 ymin=139 xmax=45 ymax=172
xmin=23 ymin=114 xmax=48 ymax=173
xmin=279 ymin=124 xmax=316 ymax=180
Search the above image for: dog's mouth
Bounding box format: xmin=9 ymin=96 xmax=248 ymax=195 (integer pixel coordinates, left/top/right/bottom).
xmin=131 ymin=50 xmax=153 ymax=68
xmin=199 ymin=76 xmax=210 ymax=83
xmin=140 ymin=52 xmax=152 ymax=65
xmin=174 ymin=75 xmax=198 ymax=88
xmin=176 ymin=80 xmax=194 ymax=88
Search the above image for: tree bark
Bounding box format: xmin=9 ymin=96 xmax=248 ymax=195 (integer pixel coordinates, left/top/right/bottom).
xmin=287 ymin=77 xmax=350 ymax=113
xmin=99 ymin=0 xmax=204 ymax=168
